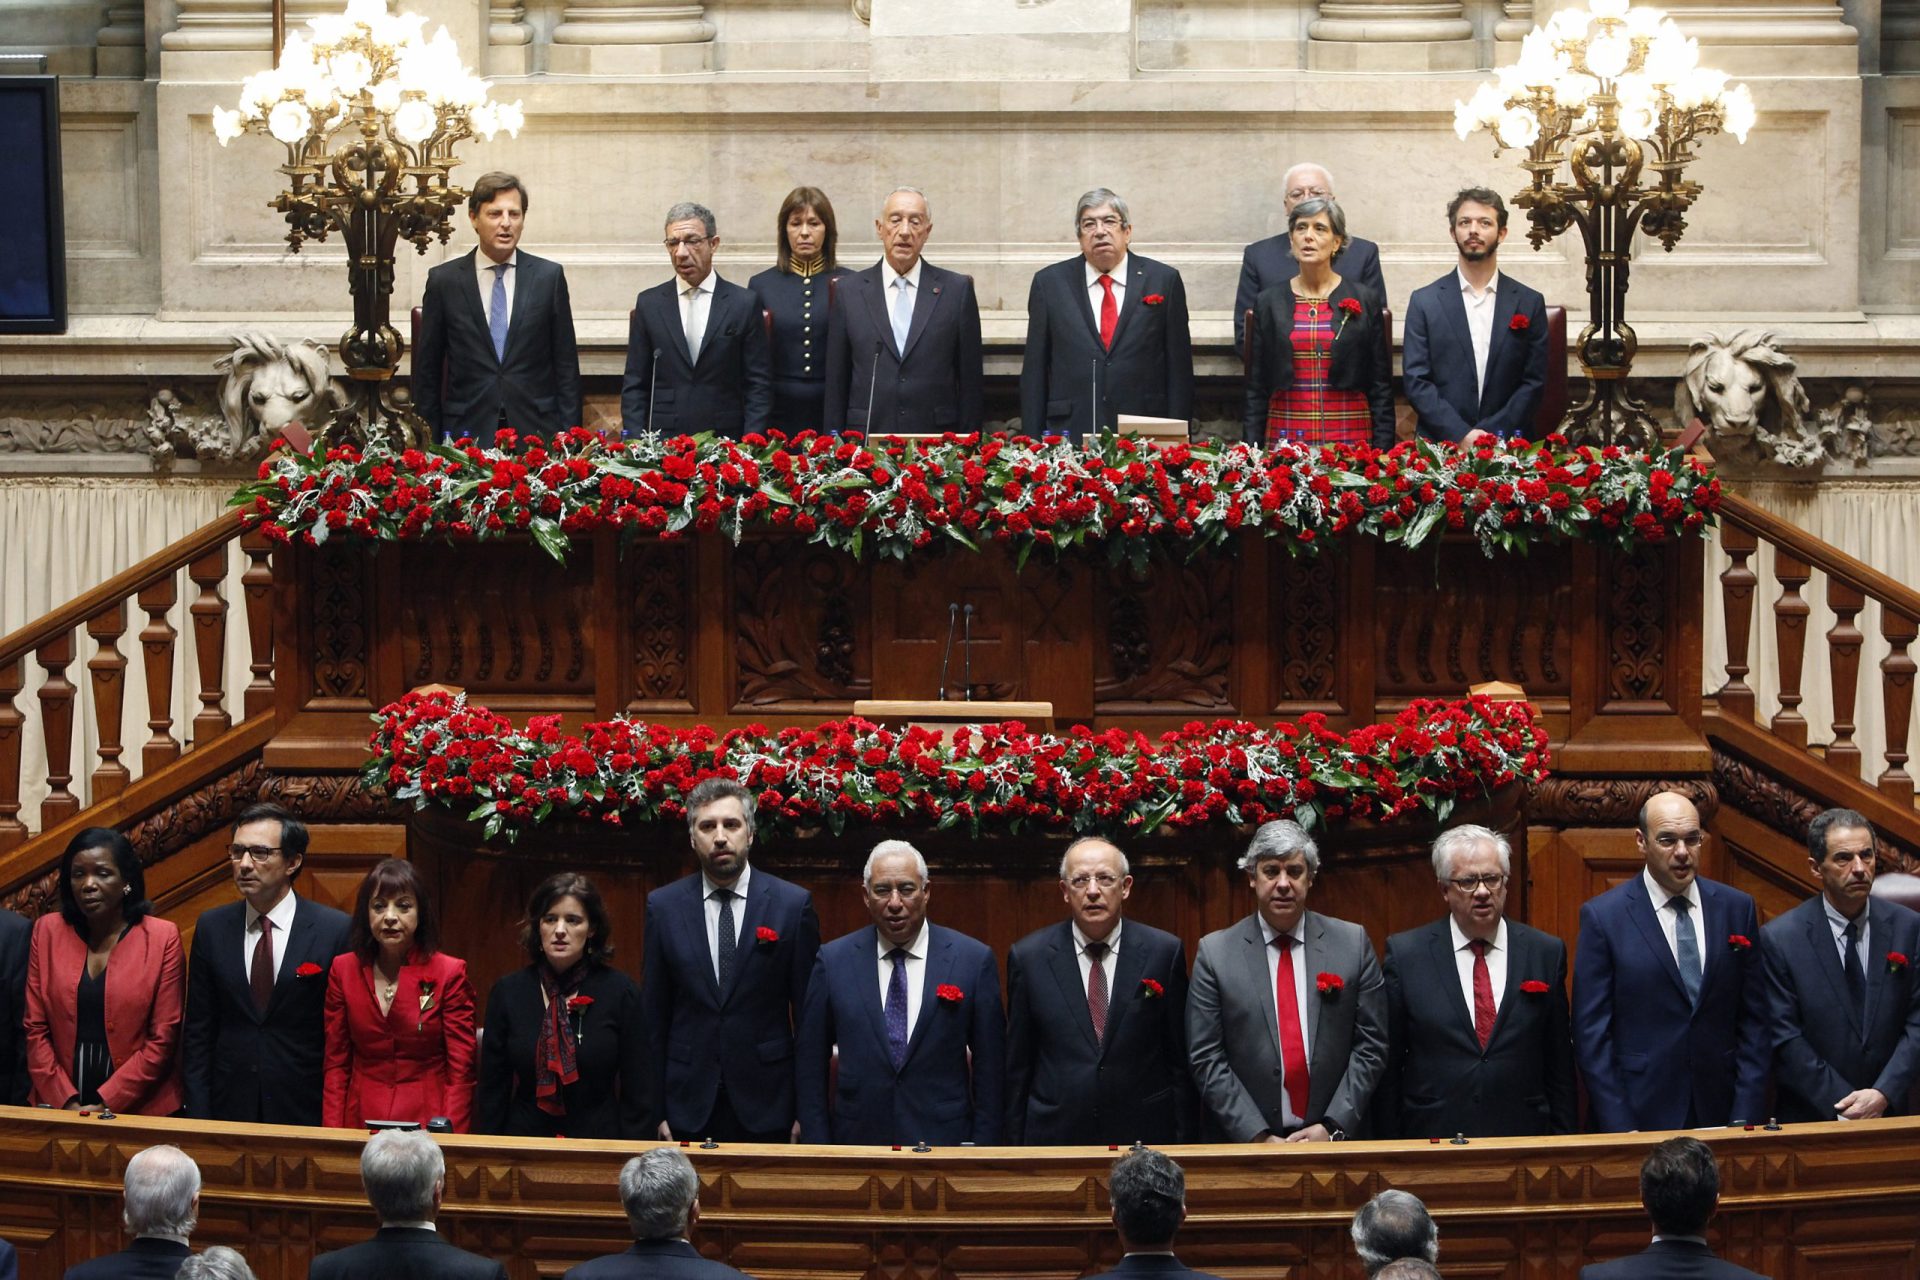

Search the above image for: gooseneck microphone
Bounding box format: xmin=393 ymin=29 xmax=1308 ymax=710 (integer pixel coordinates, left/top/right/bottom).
xmin=1091 ymin=355 xmax=1099 ymax=440
xmin=646 ymin=348 xmax=661 ymax=433
xmin=865 ymin=338 xmax=882 ymax=431
xmin=937 ymin=602 xmax=959 ymax=701
xmin=961 ymin=602 xmax=974 ymax=701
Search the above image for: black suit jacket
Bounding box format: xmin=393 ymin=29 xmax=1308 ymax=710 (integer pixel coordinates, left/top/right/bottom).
xmin=1401 ymin=269 xmax=1550 ymax=442
xmin=822 ymin=261 xmax=984 ymax=434
xmin=1004 ymin=920 xmax=1197 ymax=1144
xmin=619 ymin=276 xmax=773 ymax=438
xmin=308 ymin=1226 xmax=507 ymax=1280
xmin=1579 ymin=1238 xmax=1770 ymax=1279
xmin=62 ymin=1237 xmax=189 ymax=1280
xmin=414 ymin=249 xmax=583 ymax=441
xmin=1018 ymin=254 xmax=1194 ymax=440
xmin=564 ymin=1238 xmax=755 ymax=1280
xmin=1242 ymin=278 xmax=1395 ymax=446
xmin=1378 ymin=917 xmax=1577 ymax=1138
xmin=182 ymin=895 xmax=352 ymax=1125
xmin=1234 ymin=233 xmax=1386 ymax=349
xmin=0 ymin=907 xmax=28 ymax=1106
xmin=1761 ymin=894 xmax=1920 ymax=1122
xmin=477 ymin=963 xmax=651 ymax=1139
xmin=1098 ymin=1254 xmax=1227 ymax=1280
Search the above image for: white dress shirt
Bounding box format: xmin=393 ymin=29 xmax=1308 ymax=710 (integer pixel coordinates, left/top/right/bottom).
xmin=702 ymin=861 xmax=752 ymax=982
xmin=875 ymin=920 xmax=929 ymax=1039
xmin=242 ymin=890 xmax=300 ymax=984
xmin=884 ymin=258 xmax=923 ymax=350
xmin=1642 ymin=868 xmax=1705 ymax=982
xmin=1457 ymin=266 xmax=1500 ymax=399
xmin=1072 ymin=918 xmax=1122 ymax=997
xmin=680 ymin=271 xmax=717 ymax=362
xmin=1084 ymin=253 xmax=1130 ymax=329
xmin=1822 ymin=895 xmax=1871 ymax=972
xmin=476 ymin=249 xmax=519 ymax=326
xmin=1450 ymin=916 xmax=1508 ymax=1026
xmin=1255 ymin=913 xmax=1311 ymax=1128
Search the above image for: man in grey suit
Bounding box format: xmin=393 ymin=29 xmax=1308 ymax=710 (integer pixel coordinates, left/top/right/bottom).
xmin=1187 ymin=819 xmax=1387 ymax=1142
xmin=1761 ymin=807 xmax=1920 ymax=1123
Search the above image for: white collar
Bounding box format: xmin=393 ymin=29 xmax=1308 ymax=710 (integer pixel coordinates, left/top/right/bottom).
xmin=1823 ymin=894 xmax=1867 ymax=934
xmin=478 ymin=249 xmax=519 ymax=271
xmin=1084 ymin=254 xmax=1130 ymax=288
xmin=1642 ymin=868 xmax=1703 ymax=914
xmin=247 ymin=890 xmax=299 ymax=935
xmin=679 ymin=270 xmax=717 ymax=298
xmin=1072 ymin=918 xmax=1123 ymax=954
xmin=1255 ymin=912 xmax=1307 ymax=947
xmin=880 ymin=921 xmax=929 ymax=960
xmin=1456 ymin=265 xmax=1500 ymax=297
xmin=704 ymin=862 xmax=752 ymax=900
xmin=1449 ymin=915 xmax=1507 ymax=953
xmin=384 ymin=1221 xmax=437 ymax=1232
xmin=884 ymin=258 xmax=924 ymax=291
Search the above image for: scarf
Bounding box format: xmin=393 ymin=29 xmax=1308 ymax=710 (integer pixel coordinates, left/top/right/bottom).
xmin=533 ymin=961 xmax=589 ymax=1117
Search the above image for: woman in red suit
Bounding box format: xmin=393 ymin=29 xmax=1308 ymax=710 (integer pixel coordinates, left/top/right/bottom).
xmin=24 ymin=827 xmax=185 ymax=1114
xmin=322 ymin=858 xmax=477 ymax=1130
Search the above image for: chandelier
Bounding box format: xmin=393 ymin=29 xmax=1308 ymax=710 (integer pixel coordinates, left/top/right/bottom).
xmin=215 ymin=0 xmax=524 ymax=447
xmin=1455 ymin=0 xmax=1754 ymax=449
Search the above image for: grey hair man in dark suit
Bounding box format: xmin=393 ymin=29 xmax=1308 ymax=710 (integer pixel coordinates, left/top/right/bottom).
xmin=565 ymin=1148 xmax=753 ymax=1280
xmin=62 ymin=1144 xmax=200 ymax=1280
xmin=1580 ymin=1137 xmax=1769 ymax=1279
xmin=308 ymin=1130 xmax=505 ymax=1280
xmin=1187 ymin=819 xmax=1387 ymax=1142
xmin=1232 ymin=161 xmax=1387 ymax=351
xmin=1100 ymin=1148 xmax=1224 ymax=1280
xmin=1350 ymin=1189 xmax=1438 ymax=1277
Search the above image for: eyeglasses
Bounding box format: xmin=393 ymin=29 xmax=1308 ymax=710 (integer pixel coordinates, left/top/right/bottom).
xmin=1446 ymin=873 xmax=1508 ymax=892
xmin=1067 ymin=873 xmax=1122 ymax=890
xmin=1077 ymin=215 xmax=1124 ymax=233
xmin=664 ymin=235 xmax=713 ymax=250
xmin=868 ymin=881 xmax=924 ymax=901
xmin=227 ymin=843 xmax=283 ymax=863
xmin=1286 ymin=185 xmax=1331 ymax=202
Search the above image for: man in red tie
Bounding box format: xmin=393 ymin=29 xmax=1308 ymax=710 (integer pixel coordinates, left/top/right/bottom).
xmin=1375 ymin=824 xmax=1577 ymax=1139
xmin=1017 ymin=188 xmax=1194 ymax=441
xmin=1188 ymin=819 xmax=1386 ymax=1142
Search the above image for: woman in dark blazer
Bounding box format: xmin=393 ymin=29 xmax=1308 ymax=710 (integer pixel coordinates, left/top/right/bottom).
xmin=23 ymin=827 xmax=184 ymax=1114
xmin=477 ymin=872 xmax=650 ymax=1139
xmin=1242 ymin=196 xmax=1396 ymax=449
xmin=748 ymin=186 xmax=851 ymax=432
xmin=323 ymin=857 xmax=477 ymax=1131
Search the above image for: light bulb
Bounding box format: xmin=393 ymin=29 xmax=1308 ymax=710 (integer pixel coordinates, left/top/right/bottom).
xmin=328 ymin=49 xmax=373 ymax=96
xmin=212 ymin=105 xmax=245 ymax=145
xmin=1586 ymin=31 xmax=1630 ymax=79
xmin=343 ymin=0 xmax=387 ymax=27
xmin=1642 ymin=26 xmax=1697 ymax=84
xmin=1625 ymin=6 xmax=1665 ymax=36
xmin=1496 ymin=106 xmax=1542 ymax=149
xmin=1723 ymin=82 xmax=1756 ymax=141
xmin=393 ymin=98 xmax=437 ymax=143
xmin=495 ymin=100 xmax=524 ymax=137
xmin=1546 ymin=9 xmax=1588 ymax=42
xmin=268 ymin=99 xmax=313 ymax=144
xmin=1517 ymin=28 xmax=1561 ymax=85
xmin=1553 ymin=70 xmax=1598 ymax=109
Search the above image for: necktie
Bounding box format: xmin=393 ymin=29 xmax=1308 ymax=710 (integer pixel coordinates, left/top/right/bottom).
xmin=1842 ymin=919 xmax=1866 ymax=1025
xmin=1097 ymin=273 xmax=1117 ymax=349
xmin=683 ymin=285 xmax=703 ymax=364
xmin=1672 ymin=897 xmax=1702 ymax=1007
xmin=1273 ymin=934 xmax=1309 ymax=1123
xmin=715 ymin=888 xmax=737 ymax=990
xmin=250 ymin=915 xmax=275 ymax=1015
xmin=488 ymin=262 xmax=509 ymax=362
xmin=885 ymin=947 xmax=911 ymax=1069
xmin=1469 ymin=938 xmax=1495 ymax=1050
xmin=1085 ymin=941 xmax=1110 ymax=1044
xmin=890 ymin=278 xmax=913 ymax=354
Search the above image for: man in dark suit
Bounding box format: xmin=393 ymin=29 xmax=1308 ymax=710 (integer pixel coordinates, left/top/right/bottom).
xmin=0 ymin=906 xmax=27 ymax=1105
xmin=413 ymin=171 xmax=583 ymax=442
xmin=1379 ymin=823 xmax=1577 ymax=1138
xmin=182 ymin=802 xmax=352 ymax=1126
xmin=1580 ymin=1136 xmax=1770 ymax=1279
xmin=564 ymin=1147 xmax=754 ymax=1280
xmin=1573 ymin=792 xmax=1771 ymax=1132
xmin=1187 ymin=819 xmax=1387 ymax=1142
xmin=1018 ymin=188 xmax=1194 ymax=440
xmin=1099 ymin=1148 xmax=1223 ymax=1280
xmin=796 ymin=840 xmax=1004 ymax=1145
xmin=63 ymin=1144 xmax=199 ymax=1280
xmin=1233 ymin=162 xmax=1387 ymax=350
xmin=822 ymin=187 xmax=984 ymax=435
xmin=309 ymin=1130 xmax=505 ymax=1280
xmin=1349 ymin=1190 xmax=1438 ymax=1276
xmin=1762 ymin=807 xmax=1920 ymax=1123
xmin=620 ymin=202 xmax=772 ymax=438
xmin=1401 ymin=187 xmax=1550 ymax=444
xmin=642 ymin=776 xmax=820 ymax=1142
xmin=1004 ymin=835 xmax=1196 ymax=1144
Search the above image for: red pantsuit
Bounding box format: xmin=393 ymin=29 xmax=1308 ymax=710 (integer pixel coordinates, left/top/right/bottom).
xmin=322 ymin=950 xmax=477 ymax=1131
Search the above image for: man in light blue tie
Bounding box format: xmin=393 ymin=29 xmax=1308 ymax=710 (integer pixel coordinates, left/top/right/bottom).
xmin=1572 ymin=791 xmax=1771 ymax=1131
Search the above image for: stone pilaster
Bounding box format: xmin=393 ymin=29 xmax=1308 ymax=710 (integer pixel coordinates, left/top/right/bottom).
xmin=486 ymin=0 xmax=534 ymax=76
xmin=547 ymin=0 xmax=715 ymax=75
xmin=96 ymin=0 xmax=146 ymax=76
xmin=1643 ymin=0 xmax=1858 ymax=74
xmin=1306 ymin=0 xmax=1476 ymax=71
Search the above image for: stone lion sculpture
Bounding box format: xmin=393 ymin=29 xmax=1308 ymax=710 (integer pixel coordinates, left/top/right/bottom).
xmin=1674 ymin=329 xmax=1867 ymax=468
xmin=147 ymin=331 xmax=343 ymax=463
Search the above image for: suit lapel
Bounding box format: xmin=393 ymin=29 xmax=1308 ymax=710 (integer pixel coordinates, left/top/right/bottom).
xmin=683 ymin=878 xmax=724 ymax=1005
xmin=901 ymin=265 xmax=944 ymax=362
xmin=857 ymin=926 xmax=894 ymax=1063
xmin=1101 ymin=928 xmax=1149 ymax=1055
xmin=267 ymin=897 xmax=311 ymax=1018
xmin=502 ymin=255 xmax=530 ymax=363
xmin=1802 ymin=899 xmax=1858 ymax=1037
xmin=1486 ymin=925 xmax=1530 ymax=1051
xmin=1046 ymin=926 xmax=1101 ymax=1054
xmin=696 ymin=282 xmax=736 ymax=373
xmin=1427 ymin=922 xmax=1478 ymax=1053
xmin=1623 ymin=876 xmax=1690 ymax=1005
xmin=1302 ymin=913 xmax=1334 ymax=1072
xmin=1241 ymin=915 xmax=1282 ymax=1055
xmin=460 ymin=250 xmax=501 ymax=369
xmin=1065 ymin=263 xmax=1102 ymax=347
xmin=856 ymin=268 xmax=900 ymax=360
xmin=1864 ymin=899 xmax=1894 ymax=1032
xmin=1484 ymin=277 xmax=1522 ymax=405
xmin=1103 ymin=261 xmax=1150 ymax=353
xmin=903 ymin=927 xmax=951 ymax=1067
xmin=654 ymin=286 xmax=694 ymax=367
xmin=724 ymin=871 xmax=769 ymax=1004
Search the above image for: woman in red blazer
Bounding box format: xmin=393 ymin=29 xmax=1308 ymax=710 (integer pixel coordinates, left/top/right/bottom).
xmin=323 ymin=857 xmax=477 ymax=1130
xmin=23 ymin=827 xmax=185 ymax=1114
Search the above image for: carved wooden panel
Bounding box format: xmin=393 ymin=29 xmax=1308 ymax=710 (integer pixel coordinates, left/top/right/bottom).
xmin=627 ymin=540 xmax=693 ymax=707
xmin=1095 ymin=551 xmax=1234 ymax=712
xmin=306 ymin=542 xmax=370 ymax=699
xmin=870 ymin=551 xmax=1023 ymax=703
xmin=732 ymin=539 xmax=872 ymax=709
xmin=1269 ymin=547 xmax=1340 ymax=706
xmin=385 ymin=545 xmax=596 ymax=701
xmin=1605 ymin=545 xmax=1668 ymax=703
xmin=1373 ymin=542 xmax=1573 ymax=698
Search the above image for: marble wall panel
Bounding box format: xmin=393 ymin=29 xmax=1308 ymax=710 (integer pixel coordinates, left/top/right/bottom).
xmin=1864 ymin=78 xmax=1920 ymax=311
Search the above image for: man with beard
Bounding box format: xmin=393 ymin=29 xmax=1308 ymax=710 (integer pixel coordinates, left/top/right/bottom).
xmin=1400 ymin=187 xmax=1550 ymax=444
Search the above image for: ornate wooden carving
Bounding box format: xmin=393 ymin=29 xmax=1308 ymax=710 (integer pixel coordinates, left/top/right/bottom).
xmin=1710 ymin=745 xmax=1920 ymax=875
xmin=188 ymin=545 xmax=233 ymax=745
xmin=1270 ymin=548 xmax=1339 ymax=703
xmin=0 ymin=657 xmax=24 ymax=852
xmin=1880 ymin=608 xmax=1917 ymax=804
xmin=1376 ymin=543 xmax=1571 ymax=696
xmin=1095 ymin=553 xmax=1232 ymax=710
xmin=1824 ymin=577 xmax=1866 ymax=779
xmin=308 ymin=543 xmax=370 ymax=699
xmin=84 ymin=603 xmax=131 ymax=801
xmin=390 ymin=546 xmax=595 ymax=697
xmin=1770 ymin=548 xmax=1813 ymax=745
xmin=136 ymin=575 xmax=181 ymax=772
xmin=240 ymin=528 xmax=277 ymax=718
xmin=1526 ymin=778 xmax=1717 ymax=827
xmin=34 ymin=630 xmax=78 ymax=827
xmin=629 ymin=542 xmax=692 ymax=705
xmin=1717 ymin=522 xmax=1759 ymax=719
xmin=733 ymin=539 xmax=871 ymax=707
xmin=1607 ymin=546 xmax=1667 ymax=702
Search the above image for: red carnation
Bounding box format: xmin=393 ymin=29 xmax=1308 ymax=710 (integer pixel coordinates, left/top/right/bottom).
xmin=295 ymin=962 xmax=324 ymax=978
xmin=1520 ymin=979 xmax=1550 ymax=994
xmin=1138 ymin=978 xmax=1165 ymax=999
xmin=566 ymin=994 xmax=595 ymax=1012
xmin=1889 ymin=951 xmax=1910 ymax=975
xmin=756 ymin=926 xmax=780 ymax=945
xmin=1509 ymin=314 xmax=1531 ymax=331
xmin=1142 ymin=294 xmax=1166 ymax=306
xmin=1338 ymin=297 xmax=1364 ymax=315
xmin=1727 ymin=934 xmax=1752 ymax=952
xmin=936 ymin=984 xmax=965 ymax=1004
xmin=1316 ymin=972 xmax=1344 ymax=996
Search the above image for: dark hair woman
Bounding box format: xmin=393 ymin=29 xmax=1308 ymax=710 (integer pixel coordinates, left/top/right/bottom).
xmin=24 ymin=828 xmax=184 ymax=1113
xmin=748 ymin=186 xmax=852 ymax=432
xmin=476 ymin=872 xmax=650 ymax=1138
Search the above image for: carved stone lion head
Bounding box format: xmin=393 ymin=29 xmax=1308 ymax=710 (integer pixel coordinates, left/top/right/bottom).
xmin=217 ymin=332 xmax=343 ymax=453
xmin=1674 ymin=330 xmax=1815 ymax=466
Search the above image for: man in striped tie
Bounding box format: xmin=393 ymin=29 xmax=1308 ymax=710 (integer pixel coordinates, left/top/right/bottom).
xmin=1187 ymin=819 xmax=1387 ymax=1142
xmin=1376 ymin=824 xmax=1577 ymax=1138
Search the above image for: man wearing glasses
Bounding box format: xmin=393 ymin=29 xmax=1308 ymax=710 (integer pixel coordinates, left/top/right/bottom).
xmin=1003 ymin=836 xmax=1197 ymax=1144
xmin=1376 ymin=824 xmax=1576 ymax=1138
xmin=1232 ymin=161 xmax=1388 ymax=352
xmin=620 ymin=201 xmax=772 ymax=438
xmin=182 ymin=802 xmax=351 ymax=1125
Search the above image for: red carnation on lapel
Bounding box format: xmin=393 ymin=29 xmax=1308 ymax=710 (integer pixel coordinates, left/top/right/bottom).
xmin=295 ymin=962 xmax=324 ymax=978
xmin=936 ymin=984 xmax=965 ymax=1003
xmin=1338 ymin=298 xmax=1364 ymax=315
xmin=1316 ymin=972 xmax=1343 ymax=996
xmin=566 ymin=994 xmax=595 ymax=1013
xmin=1727 ymin=934 xmax=1752 ymax=952
xmin=756 ymin=926 xmax=780 ymax=945
xmin=1142 ymin=294 xmax=1166 ymax=306
xmin=1138 ymin=977 xmax=1165 ymax=999
xmin=1520 ymin=979 xmax=1550 ymax=994
xmin=1889 ymin=951 xmax=1910 ymax=975
xmin=1509 ymin=314 xmax=1531 ymax=331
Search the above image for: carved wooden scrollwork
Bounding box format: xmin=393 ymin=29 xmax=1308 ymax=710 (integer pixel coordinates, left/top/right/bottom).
xmin=630 ymin=543 xmax=692 ymax=703
xmin=308 ymin=543 xmax=370 ymax=698
xmin=392 ymin=547 xmax=594 ymax=695
xmin=733 ymin=540 xmax=871 ymax=706
xmin=1607 ymin=547 xmax=1667 ymax=701
xmin=1095 ymin=554 xmax=1232 ymax=709
xmin=1376 ymin=543 xmax=1572 ymax=696
xmin=1709 ymin=746 xmax=1920 ymax=872
xmin=1271 ymin=549 xmax=1338 ymax=702
xmin=1526 ymin=777 xmax=1717 ymax=826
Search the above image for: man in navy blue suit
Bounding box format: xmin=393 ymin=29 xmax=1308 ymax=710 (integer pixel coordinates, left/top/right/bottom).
xmin=642 ymin=776 xmax=820 ymax=1142
xmin=619 ymin=202 xmax=772 ymax=438
xmin=565 ymin=1148 xmax=753 ymax=1280
xmin=1573 ymin=792 xmax=1770 ymax=1132
xmin=796 ymin=840 xmax=1004 ymax=1145
xmin=1579 ymin=1136 xmax=1769 ymax=1279
xmin=1100 ymin=1148 xmax=1223 ymax=1280
xmin=1400 ymin=188 xmax=1550 ymax=444
xmin=63 ymin=1144 xmax=199 ymax=1280
xmin=1232 ymin=162 xmax=1387 ymax=351
xmin=1761 ymin=807 xmax=1920 ymax=1123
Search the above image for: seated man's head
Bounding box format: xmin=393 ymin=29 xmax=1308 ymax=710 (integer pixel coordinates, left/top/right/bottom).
xmin=1350 ymin=1189 xmax=1438 ymax=1275
xmin=1374 ymin=1262 xmax=1443 ymax=1280
xmin=1641 ymin=1136 xmax=1721 ymax=1237
xmin=124 ymin=1145 xmax=201 ymax=1243
xmin=1109 ymin=1148 xmax=1186 ymax=1252
xmin=360 ymin=1129 xmax=444 ymax=1226
xmin=620 ymin=1147 xmax=701 ymax=1243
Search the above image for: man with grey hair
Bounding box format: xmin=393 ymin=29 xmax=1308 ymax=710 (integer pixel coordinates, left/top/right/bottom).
xmin=64 ymin=1144 xmax=202 ymax=1279
xmin=643 ymin=775 xmax=820 ymax=1142
xmin=796 ymin=838 xmax=1004 ymax=1144
xmin=1018 ymin=188 xmax=1194 ymax=440
xmin=621 ymin=201 xmax=772 ymax=437
xmin=1104 ymin=1148 xmax=1223 ymax=1279
xmin=1374 ymin=1262 xmax=1443 ymax=1280
xmin=1004 ymin=835 xmax=1197 ymax=1143
xmin=564 ymin=1148 xmax=752 ymax=1280
xmin=308 ymin=1130 xmax=505 ymax=1280
xmin=1232 ymin=161 xmax=1387 ymax=350
xmin=174 ymin=1248 xmax=257 ymax=1280
xmin=823 ymin=187 xmax=984 ymax=434
xmin=1378 ymin=823 xmax=1576 ymax=1138
xmin=1188 ymin=819 xmax=1386 ymax=1142
xmin=1350 ymin=1188 xmax=1439 ymax=1276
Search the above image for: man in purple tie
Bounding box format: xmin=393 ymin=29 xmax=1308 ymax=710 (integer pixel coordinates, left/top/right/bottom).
xmin=795 ymin=840 xmax=1003 ymax=1145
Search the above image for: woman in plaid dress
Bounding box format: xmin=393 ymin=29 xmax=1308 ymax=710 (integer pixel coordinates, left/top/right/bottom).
xmin=1242 ymin=198 xmax=1396 ymax=449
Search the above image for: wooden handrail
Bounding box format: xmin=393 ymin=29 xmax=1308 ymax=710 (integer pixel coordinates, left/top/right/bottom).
xmin=1717 ymin=491 xmax=1920 ymax=624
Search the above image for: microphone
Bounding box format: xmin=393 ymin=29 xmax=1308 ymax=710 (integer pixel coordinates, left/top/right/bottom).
xmin=865 ymin=338 xmax=882 ymax=433
xmin=646 ymin=348 xmax=661 ymax=434
xmin=962 ymin=603 xmax=974 ymax=702
xmin=937 ymin=603 xmax=959 ymax=701
xmin=1091 ymin=354 xmax=1099 ymax=440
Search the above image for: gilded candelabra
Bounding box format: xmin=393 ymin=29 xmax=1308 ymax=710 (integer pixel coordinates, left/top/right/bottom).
xmin=1456 ymin=0 xmax=1754 ymax=448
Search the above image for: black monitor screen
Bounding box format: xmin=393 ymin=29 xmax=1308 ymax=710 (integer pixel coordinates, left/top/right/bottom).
xmin=0 ymin=77 xmax=66 ymax=334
